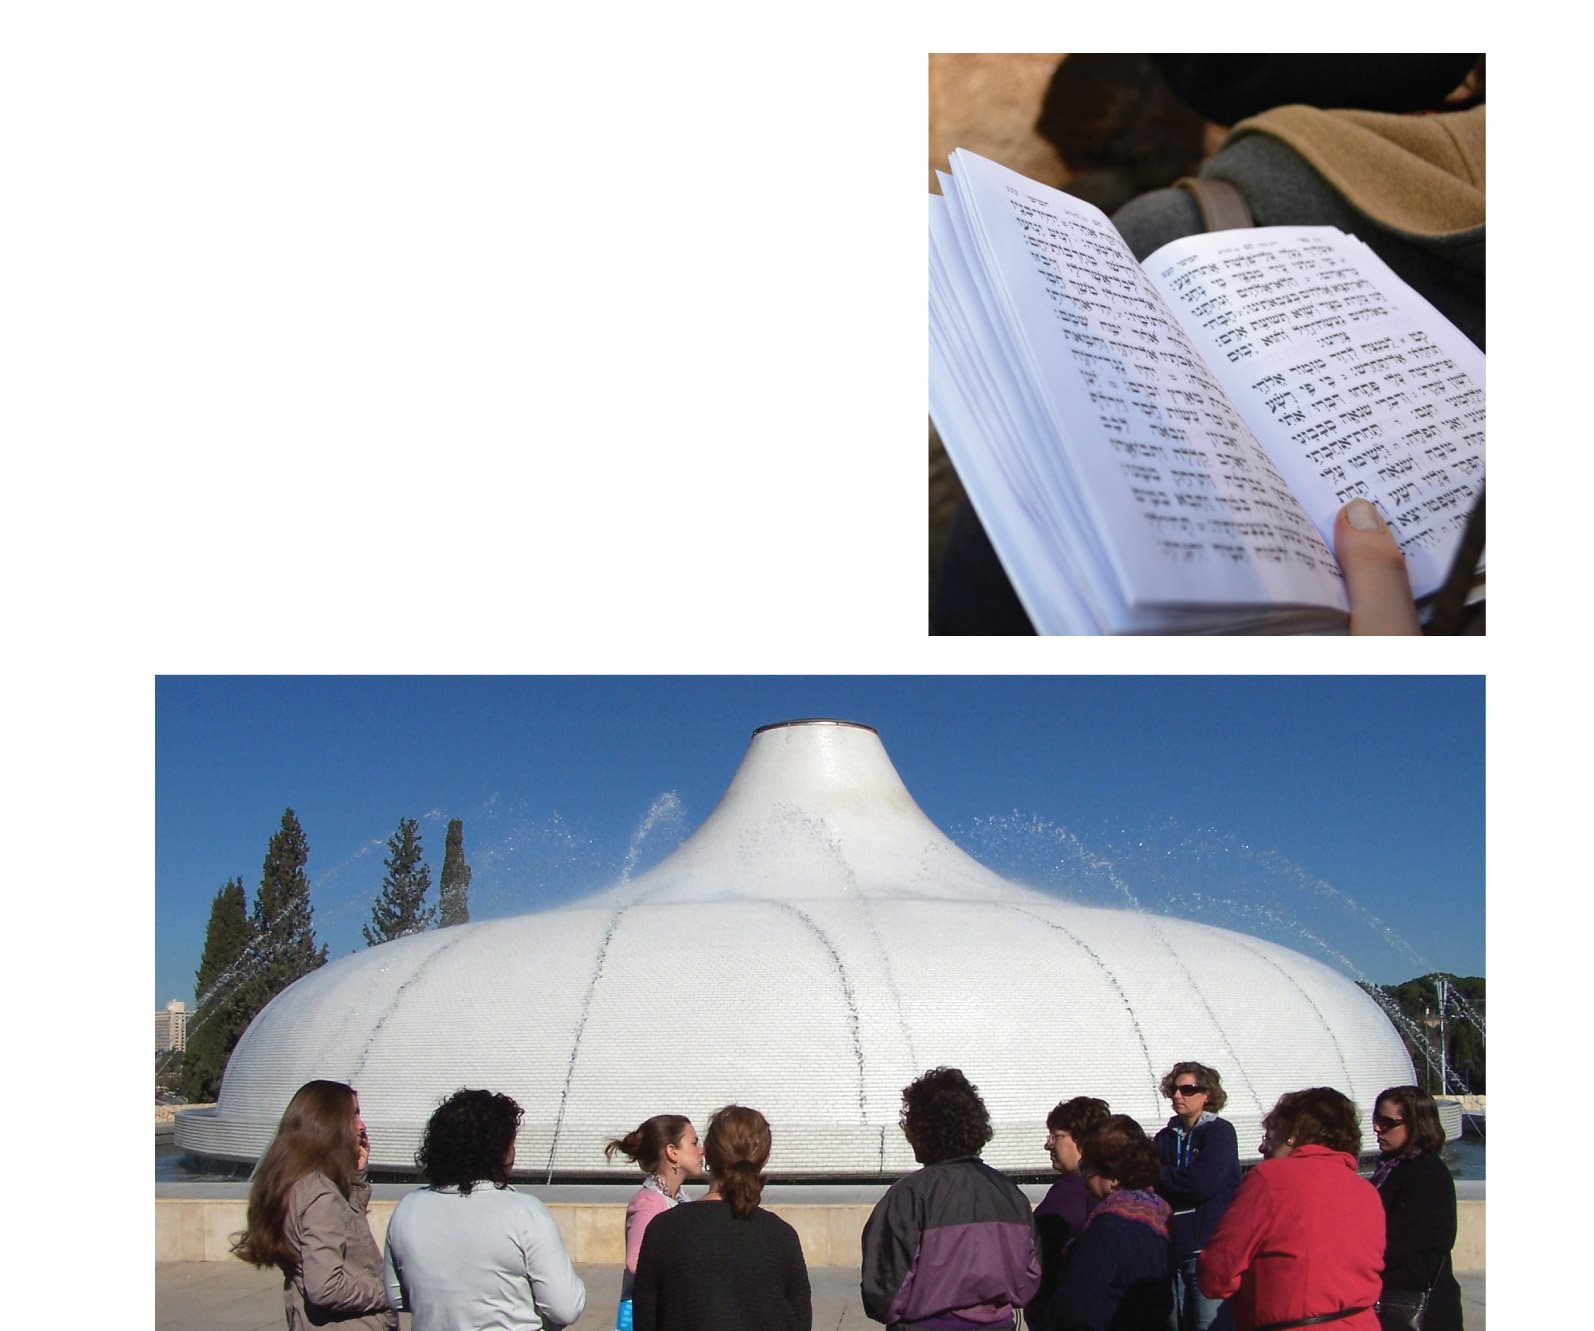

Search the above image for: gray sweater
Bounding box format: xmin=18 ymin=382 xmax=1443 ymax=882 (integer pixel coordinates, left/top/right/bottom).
xmin=383 ymin=1184 xmax=587 ymax=1331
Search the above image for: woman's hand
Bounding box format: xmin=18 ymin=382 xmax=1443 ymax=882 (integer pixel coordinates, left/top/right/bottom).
xmin=357 ymin=1126 xmax=370 ymax=1173
xmin=1334 ymin=499 xmax=1421 ymax=635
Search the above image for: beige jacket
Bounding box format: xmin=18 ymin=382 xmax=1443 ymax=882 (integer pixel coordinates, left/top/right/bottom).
xmin=1229 ymin=104 xmax=1485 ymax=238
xmin=282 ymin=1171 xmax=398 ymax=1331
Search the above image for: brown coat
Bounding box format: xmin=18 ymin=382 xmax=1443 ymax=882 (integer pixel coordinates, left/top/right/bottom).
xmin=282 ymin=1171 xmax=398 ymax=1331
xmin=1228 ymin=104 xmax=1484 ymax=238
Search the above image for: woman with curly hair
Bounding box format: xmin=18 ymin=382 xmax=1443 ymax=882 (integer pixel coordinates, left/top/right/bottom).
xmin=605 ymin=1114 xmax=704 ymax=1329
xmin=1369 ymin=1086 xmax=1463 ymax=1331
xmin=1198 ymin=1088 xmax=1383 ymax=1331
xmin=632 ymin=1105 xmax=810 ymax=1331
xmin=861 ymin=1067 xmax=1040 ymax=1329
xmin=1154 ymin=1062 xmax=1241 ymax=1331
xmin=231 ymin=1079 xmax=397 ymax=1331
xmin=1040 ymin=1115 xmax=1172 ymax=1331
xmin=382 ymin=1089 xmax=585 ymax=1330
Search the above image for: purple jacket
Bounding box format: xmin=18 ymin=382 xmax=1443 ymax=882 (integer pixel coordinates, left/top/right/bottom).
xmin=861 ymin=1156 xmax=1040 ymax=1329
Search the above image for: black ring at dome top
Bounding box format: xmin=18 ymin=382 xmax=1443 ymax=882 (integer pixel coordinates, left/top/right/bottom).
xmin=751 ymin=718 xmax=879 ymax=736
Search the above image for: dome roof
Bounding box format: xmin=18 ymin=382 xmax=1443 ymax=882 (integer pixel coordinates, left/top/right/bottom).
xmin=176 ymin=719 xmax=1412 ymax=1176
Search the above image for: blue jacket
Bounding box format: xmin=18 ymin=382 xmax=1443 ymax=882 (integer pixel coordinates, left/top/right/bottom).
xmin=1041 ymin=1203 xmax=1172 ymax=1331
xmin=1153 ymin=1113 xmax=1240 ymax=1256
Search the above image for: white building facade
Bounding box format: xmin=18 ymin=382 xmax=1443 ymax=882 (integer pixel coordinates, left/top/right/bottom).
xmin=176 ymin=720 xmax=1413 ymax=1177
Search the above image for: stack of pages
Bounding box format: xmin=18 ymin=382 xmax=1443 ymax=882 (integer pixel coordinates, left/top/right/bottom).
xmin=929 ymin=149 xmax=1485 ymax=633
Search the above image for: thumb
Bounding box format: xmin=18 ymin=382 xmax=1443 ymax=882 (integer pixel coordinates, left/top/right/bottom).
xmin=1333 ymin=499 xmax=1421 ymax=636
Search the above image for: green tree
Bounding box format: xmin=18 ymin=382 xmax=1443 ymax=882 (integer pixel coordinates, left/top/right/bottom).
xmin=1368 ymin=973 xmax=1485 ymax=1095
xmin=438 ymin=817 xmax=472 ymax=927
xmin=251 ymin=807 xmax=327 ymax=999
xmin=181 ymin=877 xmax=255 ymax=1102
xmin=363 ymin=817 xmax=435 ymax=945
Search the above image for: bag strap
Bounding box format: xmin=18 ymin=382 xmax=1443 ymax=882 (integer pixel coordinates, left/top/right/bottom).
xmin=1253 ymin=1306 xmax=1371 ymax=1331
xmin=1174 ymin=176 xmax=1254 ymax=232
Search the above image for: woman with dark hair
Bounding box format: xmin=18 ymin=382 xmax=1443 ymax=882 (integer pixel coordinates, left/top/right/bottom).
xmin=632 ymin=1105 xmax=810 ymax=1331
xmin=605 ymin=1114 xmax=704 ymax=1329
xmin=382 ymin=1089 xmax=585 ymax=1330
xmin=1153 ymin=1062 xmax=1240 ymax=1331
xmin=1198 ymin=1088 xmax=1383 ymax=1331
xmin=231 ymin=1079 xmax=397 ymax=1331
xmin=1040 ymin=1115 xmax=1172 ymax=1331
xmin=1030 ymin=1096 xmax=1112 ymax=1323
xmin=1370 ymin=1086 xmax=1463 ymax=1331
xmin=861 ymin=1066 xmax=1040 ymax=1329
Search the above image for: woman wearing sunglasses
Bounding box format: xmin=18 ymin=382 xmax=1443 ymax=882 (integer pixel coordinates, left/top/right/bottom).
xmin=1370 ymin=1086 xmax=1463 ymax=1331
xmin=1153 ymin=1063 xmax=1241 ymax=1331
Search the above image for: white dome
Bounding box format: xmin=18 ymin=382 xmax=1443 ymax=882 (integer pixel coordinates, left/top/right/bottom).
xmin=176 ymin=720 xmax=1413 ymax=1176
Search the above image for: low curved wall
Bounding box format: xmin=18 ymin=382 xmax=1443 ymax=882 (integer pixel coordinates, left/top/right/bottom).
xmin=155 ymin=1196 xmax=1485 ymax=1270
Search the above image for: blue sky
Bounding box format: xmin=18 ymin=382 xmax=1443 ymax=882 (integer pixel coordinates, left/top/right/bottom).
xmin=156 ymin=675 xmax=1483 ymax=1010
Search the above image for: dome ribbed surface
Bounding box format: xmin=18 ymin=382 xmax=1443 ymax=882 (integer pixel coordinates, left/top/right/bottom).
xmin=176 ymin=720 xmax=1412 ymax=1175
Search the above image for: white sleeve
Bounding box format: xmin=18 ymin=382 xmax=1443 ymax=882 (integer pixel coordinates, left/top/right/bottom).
xmin=381 ymin=1220 xmax=406 ymax=1313
xmin=520 ymin=1196 xmax=586 ymax=1328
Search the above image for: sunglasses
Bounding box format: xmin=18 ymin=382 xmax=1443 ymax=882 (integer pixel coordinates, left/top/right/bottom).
xmin=1372 ymin=1114 xmax=1407 ymax=1130
xmin=1171 ymin=1084 xmax=1206 ymax=1097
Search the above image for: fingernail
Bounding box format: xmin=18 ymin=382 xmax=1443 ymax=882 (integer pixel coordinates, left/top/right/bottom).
xmin=1346 ymin=498 xmax=1384 ymax=532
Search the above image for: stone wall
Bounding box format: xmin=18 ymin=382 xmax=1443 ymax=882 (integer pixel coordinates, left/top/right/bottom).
xmin=156 ymin=1197 xmax=1486 ymax=1270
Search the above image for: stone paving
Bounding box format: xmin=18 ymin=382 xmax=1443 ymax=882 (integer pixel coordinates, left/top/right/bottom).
xmin=156 ymin=1260 xmax=1485 ymax=1330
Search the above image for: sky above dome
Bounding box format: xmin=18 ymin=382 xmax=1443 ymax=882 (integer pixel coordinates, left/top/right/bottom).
xmin=155 ymin=675 xmax=1484 ymax=1010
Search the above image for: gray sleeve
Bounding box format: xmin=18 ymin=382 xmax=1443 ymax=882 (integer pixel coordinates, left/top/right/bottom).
xmin=381 ymin=1222 xmax=406 ymax=1313
xmin=520 ymin=1197 xmax=587 ymax=1328
xmin=1111 ymin=186 xmax=1205 ymax=262
xmin=860 ymin=1182 xmax=919 ymax=1323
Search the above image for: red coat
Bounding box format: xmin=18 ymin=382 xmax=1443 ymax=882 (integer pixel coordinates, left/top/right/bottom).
xmin=1196 ymin=1145 xmax=1383 ymax=1331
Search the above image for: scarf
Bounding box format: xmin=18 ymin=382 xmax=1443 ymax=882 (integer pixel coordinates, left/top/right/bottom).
xmin=1370 ymin=1147 xmax=1421 ymax=1191
xmin=642 ymin=1173 xmax=689 ymax=1206
xmin=1084 ymin=1187 xmax=1171 ymax=1240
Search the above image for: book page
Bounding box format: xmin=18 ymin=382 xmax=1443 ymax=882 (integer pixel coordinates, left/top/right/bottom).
xmin=1143 ymin=228 xmax=1484 ymax=597
xmin=944 ymin=150 xmax=1345 ymax=615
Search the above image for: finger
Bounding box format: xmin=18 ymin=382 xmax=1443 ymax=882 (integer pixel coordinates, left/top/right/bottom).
xmin=1333 ymin=499 xmax=1421 ymax=635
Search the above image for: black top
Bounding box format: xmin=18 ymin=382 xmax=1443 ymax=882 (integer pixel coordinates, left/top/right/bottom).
xmin=633 ymin=1200 xmax=812 ymax=1331
xmin=1376 ymin=1151 xmax=1464 ymax=1331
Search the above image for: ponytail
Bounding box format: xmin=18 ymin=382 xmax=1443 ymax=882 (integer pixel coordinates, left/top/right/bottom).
xmin=703 ymin=1105 xmax=772 ymax=1220
xmin=717 ymin=1157 xmax=767 ymax=1219
xmin=604 ymin=1114 xmax=691 ymax=1173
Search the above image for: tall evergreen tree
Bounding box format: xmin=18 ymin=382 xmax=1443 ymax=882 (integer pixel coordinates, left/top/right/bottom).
xmin=364 ymin=817 xmax=436 ymax=945
xmin=251 ymin=807 xmax=327 ymax=1000
xmin=182 ymin=877 xmax=255 ymax=1102
xmin=438 ymin=817 xmax=472 ymax=927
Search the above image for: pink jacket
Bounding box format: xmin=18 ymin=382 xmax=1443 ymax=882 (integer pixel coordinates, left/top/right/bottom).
xmin=626 ymin=1187 xmax=673 ymax=1274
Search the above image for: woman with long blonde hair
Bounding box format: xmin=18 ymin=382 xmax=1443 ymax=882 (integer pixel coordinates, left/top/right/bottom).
xmin=232 ymin=1079 xmax=396 ymax=1331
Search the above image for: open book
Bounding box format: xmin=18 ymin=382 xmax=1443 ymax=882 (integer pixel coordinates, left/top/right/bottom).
xmin=930 ymin=149 xmax=1485 ymax=634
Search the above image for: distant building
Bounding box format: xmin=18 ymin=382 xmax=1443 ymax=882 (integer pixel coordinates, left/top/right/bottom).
xmin=156 ymin=999 xmax=188 ymax=1053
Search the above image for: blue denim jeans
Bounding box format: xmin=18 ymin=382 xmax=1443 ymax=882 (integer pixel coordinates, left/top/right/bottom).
xmin=1171 ymin=1252 xmax=1231 ymax=1331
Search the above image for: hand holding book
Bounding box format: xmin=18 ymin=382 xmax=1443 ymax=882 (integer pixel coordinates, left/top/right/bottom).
xmin=929 ymin=149 xmax=1484 ymax=634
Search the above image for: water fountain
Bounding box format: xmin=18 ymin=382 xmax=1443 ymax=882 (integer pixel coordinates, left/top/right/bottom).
xmin=175 ymin=719 xmax=1415 ymax=1176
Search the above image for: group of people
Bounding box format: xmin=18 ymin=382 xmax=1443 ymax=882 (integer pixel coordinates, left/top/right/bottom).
xmin=1018 ymin=1065 xmax=1464 ymax=1331
xmin=232 ymin=1063 xmax=1463 ymax=1331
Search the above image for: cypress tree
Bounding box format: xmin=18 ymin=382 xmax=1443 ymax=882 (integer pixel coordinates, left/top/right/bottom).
xmin=438 ymin=817 xmax=472 ymax=927
xmin=363 ymin=817 xmax=436 ymax=945
xmin=182 ymin=877 xmax=255 ymax=1102
xmin=251 ymin=807 xmax=327 ymax=1000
